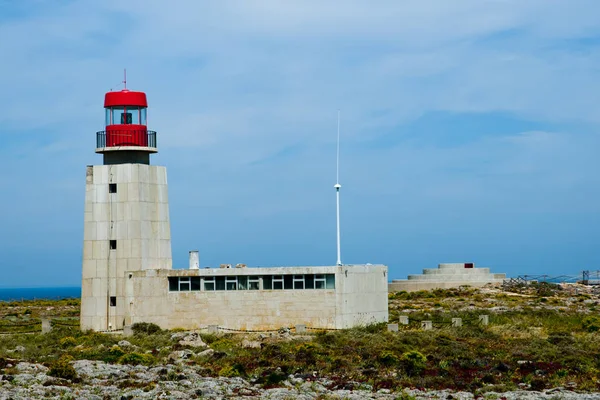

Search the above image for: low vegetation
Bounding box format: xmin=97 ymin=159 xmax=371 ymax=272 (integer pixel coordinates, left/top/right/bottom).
xmin=1 ymin=284 xmax=600 ymax=394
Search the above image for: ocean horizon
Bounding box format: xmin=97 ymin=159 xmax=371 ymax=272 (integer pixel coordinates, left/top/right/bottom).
xmin=0 ymin=286 xmax=81 ymax=301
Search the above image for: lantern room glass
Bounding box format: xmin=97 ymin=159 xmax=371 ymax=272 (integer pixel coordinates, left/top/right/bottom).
xmin=106 ymin=106 xmax=146 ymax=126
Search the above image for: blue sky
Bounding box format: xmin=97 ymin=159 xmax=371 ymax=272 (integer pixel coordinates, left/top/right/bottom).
xmin=0 ymin=0 xmax=599 ymax=287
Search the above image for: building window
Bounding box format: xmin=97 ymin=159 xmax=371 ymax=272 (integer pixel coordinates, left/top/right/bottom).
xmin=263 ymin=276 xmax=272 ymax=290
xmin=168 ymin=277 xmax=201 ymax=292
xmin=315 ymin=274 xmax=326 ymax=289
xmin=110 ymin=296 xmax=116 ymax=307
xmin=226 ymin=276 xmax=237 ymax=291
xmin=109 ymin=240 xmax=117 ymax=250
xmin=248 ymin=276 xmax=259 ymax=290
xmin=293 ymin=275 xmax=305 ymax=289
xmin=109 ymin=183 xmax=117 ymax=193
xmin=273 ymin=275 xmax=284 ymax=290
xmin=305 ymin=274 xmax=315 ymax=289
xmin=326 ymin=274 xmax=336 ymax=289
xmin=168 ymin=274 xmax=335 ymax=292
xmin=179 ymin=277 xmax=191 ymax=291
xmin=238 ymin=276 xmax=248 ymax=290
xmin=191 ymin=277 xmax=201 ymax=291
xmin=204 ymin=277 xmax=215 ymax=291
xmin=216 ymin=276 xmax=226 ymax=291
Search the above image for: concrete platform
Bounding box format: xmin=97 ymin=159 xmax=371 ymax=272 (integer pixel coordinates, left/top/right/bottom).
xmin=389 ymin=263 xmax=506 ymax=292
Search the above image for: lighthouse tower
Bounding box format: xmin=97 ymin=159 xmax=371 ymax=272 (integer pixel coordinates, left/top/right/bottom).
xmin=81 ymin=87 xmax=172 ymax=331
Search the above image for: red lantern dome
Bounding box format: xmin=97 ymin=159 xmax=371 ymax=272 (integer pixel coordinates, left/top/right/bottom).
xmin=96 ymin=87 xmax=157 ymax=165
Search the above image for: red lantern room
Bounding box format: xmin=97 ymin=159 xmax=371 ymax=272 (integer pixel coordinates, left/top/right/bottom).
xmin=96 ymin=87 xmax=157 ymax=165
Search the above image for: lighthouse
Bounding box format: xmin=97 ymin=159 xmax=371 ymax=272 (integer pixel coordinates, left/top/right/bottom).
xmin=80 ymin=86 xmax=173 ymax=331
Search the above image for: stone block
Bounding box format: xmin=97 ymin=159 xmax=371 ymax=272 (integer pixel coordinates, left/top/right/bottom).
xmin=452 ymin=318 xmax=462 ymax=327
xmin=387 ymin=323 xmax=398 ymax=332
xmin=84 ymin=222 xmax=97 ymax=241
xmin=127 ymin=221 xmax=141 ymax=239
xmin=123 ymin=325 xmax=133 ymax=337
xmin=295 ymin=324 xmax=306 ymax=333
xmin=128 ymin=182 xmax=140 ymax=202
xmin=41 ymin=318 xmax=52 ymax=334
xmin=138 ymin=166 xmax=149 ymax=183
xmin=115 ymin=221 xmax=128 ymax=240
xmin=93 ymin=166 xmax=106 ymax=184
xmin=421 ymin=321 xmax=432 ymax=330
xmin=93 ymin=203 xmax=108 ymax=222
xmin=83 ymin=241 xmax=94 ymax=260
xmin=399 ymin=316 xmax=409 ymax=325
xmin=207 ymin=325 xmax=219 ymax=334
xmin=95 ymin=185 xmax=108 ymax=203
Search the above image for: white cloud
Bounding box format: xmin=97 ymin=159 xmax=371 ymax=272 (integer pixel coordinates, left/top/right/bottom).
xmin=1 ymin=0 xmax=599 ymax=280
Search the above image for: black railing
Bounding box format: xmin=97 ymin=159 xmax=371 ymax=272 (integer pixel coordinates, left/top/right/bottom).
xmin=96 ymin=130 xmax=157 ymax=149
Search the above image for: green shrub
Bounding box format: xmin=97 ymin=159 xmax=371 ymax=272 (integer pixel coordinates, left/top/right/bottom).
xmin=582 ymin=316 xmax=600 ymax=332
xmin=131 ymin=322 xmax=162 ymax=335
xmin=59 ymin=336 xmax=77 ymax=348
xmin=378 ymin=350 xmax=399 ymax=366
xmin=48 ymin=355 xmax=78 ymax=381
xmin=118 ymin=352 xmax=155 ymax=366
xmin=218 ymin=365 xmax=240 ymax=377
xmin=100 ymin=345 xmax=126 ymax=363
xmin=401 ymin=350 xmax=427 ymax=375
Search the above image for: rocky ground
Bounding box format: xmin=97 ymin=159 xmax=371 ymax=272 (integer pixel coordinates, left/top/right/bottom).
xmin=3 ymin=284 xmax=600 ymax=399
xmin=1 ymin=360 xmax=600 ymax=399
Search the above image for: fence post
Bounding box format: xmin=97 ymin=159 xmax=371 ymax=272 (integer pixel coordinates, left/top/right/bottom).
xmin=295 ymin=324 xmax=306 ymax=334
xmin=421 ymin=321 xmax=432 ymax=331
xmin=451 ymin=318 xmax=462 ymax=327
xmin=41 ymin=318 xmax=52 ymax=334
xmin=479 ymin=315 xmax=489 ymax=326
xmin=208 ymin=325 xmax=219 ymax=334
xmin=387 ymin=323 xmax=398 ymax=332
xmin=399 ymin=316 xmax=409 ymax=325
xmin=123 ymin=325 xmax=133 ymax=337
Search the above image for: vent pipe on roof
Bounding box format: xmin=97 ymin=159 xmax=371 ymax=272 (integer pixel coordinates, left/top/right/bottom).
xmin=189 ymin=251 xmax=199 ymax=270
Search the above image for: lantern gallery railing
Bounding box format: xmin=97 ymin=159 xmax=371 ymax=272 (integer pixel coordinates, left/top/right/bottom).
xmin=96 ymin=130 xmax=157 ymax=149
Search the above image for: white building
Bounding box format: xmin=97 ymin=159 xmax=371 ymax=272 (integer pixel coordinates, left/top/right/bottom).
xmin=80 ymin=88 xmax=389 ymax=332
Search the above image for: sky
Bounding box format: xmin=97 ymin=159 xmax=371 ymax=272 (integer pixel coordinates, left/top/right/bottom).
xmin=0 ymin=0 xmax=599 ymax=287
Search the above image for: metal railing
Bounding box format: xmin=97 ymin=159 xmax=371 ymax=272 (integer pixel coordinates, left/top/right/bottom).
xmin=96 ymin=130 xmax=157 ymax=149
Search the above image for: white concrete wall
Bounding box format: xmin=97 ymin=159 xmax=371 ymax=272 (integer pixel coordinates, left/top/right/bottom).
xmin=389 ymin=262 xmax=506 ymax=292
xmin=125 ymin=265 xmax=388 ymax=330
xmin=81 ymin=164 xmax=172 ymax=331
xmin=335 ymin=265 xmax=389 ymax=328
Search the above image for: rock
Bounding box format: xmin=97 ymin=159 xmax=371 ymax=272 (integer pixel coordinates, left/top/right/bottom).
xmin=197 ymin=349 xmax=215 ymax=358
xmin=118 ymin=340 xmax=132 ymax=347
xmin=241 ymin=339 xmax=262 ymax=349
xmin=15 ymin=362 xmax=48 ymax=374
xmin=170 ymin=332 xmax=187 ymax=340
xmin=178 ymin=332 xmax=207 ymax=348
xmin=168 ymin=349 xmax=194 ymax=361
xmin=11 ymin=346 xmax=25 ymax=353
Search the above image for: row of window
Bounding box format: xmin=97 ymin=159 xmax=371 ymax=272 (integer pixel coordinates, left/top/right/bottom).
xmin=168 ymin=274 xmax=336 ymax=292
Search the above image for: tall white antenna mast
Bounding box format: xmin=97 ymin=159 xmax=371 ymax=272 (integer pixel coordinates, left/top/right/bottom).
xmin=335 ymin=110 xmax=342 ymax=266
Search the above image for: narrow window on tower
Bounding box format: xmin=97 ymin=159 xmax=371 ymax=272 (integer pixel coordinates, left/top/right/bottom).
xmin=109 ymin=183 xmax=117 ymax=193
xmin=109 ymin=240 xmax=117 ymax=250
xmin=110 ymin=296 xmax=116 ymax=307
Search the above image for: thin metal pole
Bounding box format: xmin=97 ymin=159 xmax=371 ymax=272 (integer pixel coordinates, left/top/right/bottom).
xmin=335 ymin=110 xmax=342 ymax=266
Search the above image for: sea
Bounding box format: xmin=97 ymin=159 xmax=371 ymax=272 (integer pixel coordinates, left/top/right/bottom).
xmin=0 ymin=287 xmax=81 ymax=302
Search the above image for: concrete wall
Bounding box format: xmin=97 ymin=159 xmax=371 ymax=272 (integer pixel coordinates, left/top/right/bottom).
xmin=389 ymin=263 xmax=506 ymax=292
xmin=336 ymin=265 xmax=389 ymax=328
xmin=81 ymin=164 xmax=172 ymax=331
xmin=125 ymin=265 xmax=388 ymax=330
